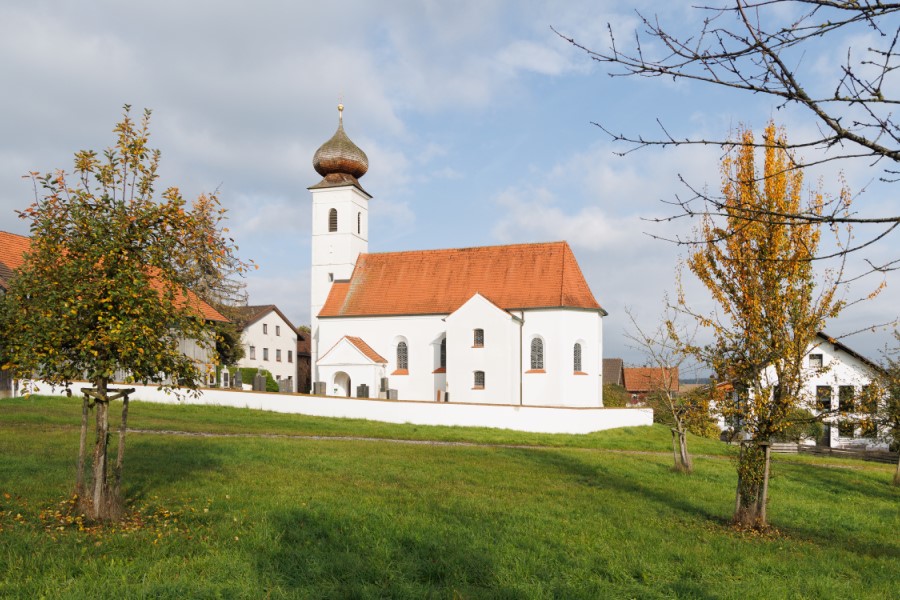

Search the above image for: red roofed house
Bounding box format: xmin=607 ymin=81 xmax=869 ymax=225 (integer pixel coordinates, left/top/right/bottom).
xmin=623 ymin=367 xmax=680 ymax=404
xmin=0 ymin=230 xmax=227 ymax=394
xmin=308 ymin=107 xmax=608 ymax=405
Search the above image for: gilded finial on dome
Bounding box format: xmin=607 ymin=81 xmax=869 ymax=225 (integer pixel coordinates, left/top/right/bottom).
xmin=338 ymin=103 xmax=344 ymax=124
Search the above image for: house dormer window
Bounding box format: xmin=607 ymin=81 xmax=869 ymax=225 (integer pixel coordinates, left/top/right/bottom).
xmin=473 ymin=329 xmax=484 ymax=347
xmin=329 ymin=208 xmax=338 ymax=232
xmin=531 ymin=338 xmax=544 ymax=370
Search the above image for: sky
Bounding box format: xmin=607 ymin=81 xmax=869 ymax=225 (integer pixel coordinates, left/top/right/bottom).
xmin=1 ymin=1 xmax=897 ymax=376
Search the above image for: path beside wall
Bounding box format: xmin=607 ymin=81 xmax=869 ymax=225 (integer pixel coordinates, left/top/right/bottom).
xmin=32 ymin=382 xmax=652 ymax=435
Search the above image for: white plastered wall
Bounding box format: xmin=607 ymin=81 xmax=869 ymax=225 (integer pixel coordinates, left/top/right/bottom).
xmin=445 ymin=294 xmax=521 ymax=405
xmin=317 ymin=299 xmax=604 ymax=408
xmin=521 ymin=309 xmax=603 ymax=407
xmin=317 ymin=314 xmax=448 ymax=400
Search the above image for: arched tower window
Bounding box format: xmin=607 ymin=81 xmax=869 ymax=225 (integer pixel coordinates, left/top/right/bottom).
xmin=397 ymin=341 xmax=408 ymax=370
xmin=328 ymin=208 xmax=338 ymax=232
xmin=357 ymin=212 xmax=361 ymax=234
xmin=440 ymin=338 xmax=446 ymax=368
xmin=530 ymin=338 xmax=544 ymax=370
xmin=573 ymin=343 xmax=582 ymax=372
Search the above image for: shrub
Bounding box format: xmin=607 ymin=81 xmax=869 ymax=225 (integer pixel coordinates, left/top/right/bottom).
xmin=603 ymin=383 xmax=629 ymax=407
xmin=223 ymin=367 xmax=279 ymax=392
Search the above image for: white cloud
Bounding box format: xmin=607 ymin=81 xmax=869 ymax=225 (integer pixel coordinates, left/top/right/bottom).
xmin=492 ymin=186 xmax=641 ymax=251
xmin=245 ymin=270 xmax=310 ymax=328
xmin=495 ymin=41 xmax=577 ymax=77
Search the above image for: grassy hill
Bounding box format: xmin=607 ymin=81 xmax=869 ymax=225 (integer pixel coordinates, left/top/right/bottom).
xmin=1 ymin=396 xmax=897 ymax=599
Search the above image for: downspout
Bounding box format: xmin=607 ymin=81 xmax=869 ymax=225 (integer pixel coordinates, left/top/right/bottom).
xmin=519 ymin=310 xmax=525 ymax=406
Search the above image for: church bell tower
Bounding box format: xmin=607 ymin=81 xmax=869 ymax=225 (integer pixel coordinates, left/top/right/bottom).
xmin=309 ymin=104 xmax=370 ymax=389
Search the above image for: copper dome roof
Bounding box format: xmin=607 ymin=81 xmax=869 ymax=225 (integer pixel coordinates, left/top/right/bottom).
xmin=312 ymin=105 xmax=368 ymax=180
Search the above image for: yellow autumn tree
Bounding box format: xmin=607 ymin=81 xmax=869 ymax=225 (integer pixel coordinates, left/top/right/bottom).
xmin=679 ymin=122 xmax=854 ymax=528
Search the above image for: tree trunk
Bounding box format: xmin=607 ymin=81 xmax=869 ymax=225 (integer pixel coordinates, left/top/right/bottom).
xmin=90 ymin=379 xmax=110 ymax=521
xmin=894 ymin=452 xmax=900 ymax=487
xmin=759 ymin=443 xmax=771 ymax=524
xmin=733 ymin=440 xmax=770 ymax=528
xmin=76 ymin=395 xmax=90 ymax=496
xmin=113 ymin=395 xmax=129 ymax=500
xmin=678 ymin=429 xmax=693 ymax=473
xmin=671 ymin=427 xmax=693 ymax=473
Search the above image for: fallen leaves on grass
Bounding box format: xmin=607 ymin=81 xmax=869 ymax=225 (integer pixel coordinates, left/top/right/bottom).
xmin=3 ymin=493 xmax=217 ymax=544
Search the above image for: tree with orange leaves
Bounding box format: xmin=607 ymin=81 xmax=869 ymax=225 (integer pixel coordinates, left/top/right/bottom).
xmin=0 ymin=106 xmax=249 ymax=521
xmin=678 ymin=122 xmax=863 ymax=528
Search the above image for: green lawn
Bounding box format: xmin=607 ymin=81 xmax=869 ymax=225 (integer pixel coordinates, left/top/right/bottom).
xmin=1 ymin=396 xmax=897 ymax=599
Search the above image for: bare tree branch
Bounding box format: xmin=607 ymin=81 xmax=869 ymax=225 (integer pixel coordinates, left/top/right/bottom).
xmin=555 ymin=1 xmax=900 ymax=266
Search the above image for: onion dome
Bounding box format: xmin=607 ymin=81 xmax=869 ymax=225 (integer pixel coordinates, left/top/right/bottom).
xmin=312 ymin=104 xmax=368 ymax=186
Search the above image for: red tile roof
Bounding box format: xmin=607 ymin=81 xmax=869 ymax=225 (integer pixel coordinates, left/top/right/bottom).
xmin=346 ymin=336 xmax=387 ymax=364
xmin=319 ymin=241 xmax=604 ymax=317
xmin=319 ymin=335 xmax=387 ymax=364
xmin=320 ymin=281 xmax=350 ymax=316
xmin=0 ymin=231 xmax=30 ymax=290
xmin=623 ymin=367 xmax=680 ymax=393
xmin=147 ymin=275 xmax=227 ymax=322
xmin=231 ymin=304 xmax=298 ymax=332
xmin=0 ymin=230 xmax=226 ymax=322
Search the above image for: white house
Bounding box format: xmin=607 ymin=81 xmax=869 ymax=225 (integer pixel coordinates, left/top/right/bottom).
xmin=233 ymin=304 xmax=299 ymax=392
xmin=802 ymin=332 xmax=883 ymax=449
xmin=720 ymin=332 xmax=885 ymax=449
xmin=309 ymin=106 xmax=607 ymax=406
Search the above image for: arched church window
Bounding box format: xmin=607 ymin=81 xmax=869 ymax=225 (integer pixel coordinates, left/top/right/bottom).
xmin=357 ymin=212 xmax=361 ymax=234
xmin=397 ymin=341 xmax=408 ymax=370
xmin=573 ymin=343 xmax=582 ymax=372
xmin=329 ymin=208 xmax=338 ymax=232
xmin=530 ymin=338 xmax=544 ymax=370
xmin=440 ymin=338 xmax=446 ymax=368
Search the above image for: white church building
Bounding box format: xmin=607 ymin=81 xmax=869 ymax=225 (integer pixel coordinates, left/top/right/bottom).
xmin=309 ymin=106 xmax=607 ymax=407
